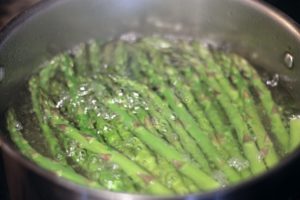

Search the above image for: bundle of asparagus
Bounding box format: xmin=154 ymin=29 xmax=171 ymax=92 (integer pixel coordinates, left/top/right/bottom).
xmin=6 ymin=35 xmax=298 ymax=195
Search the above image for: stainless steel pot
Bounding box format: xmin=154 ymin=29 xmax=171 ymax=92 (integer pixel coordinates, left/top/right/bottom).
xmin=1 ymin=0 xmax=300 ymax=199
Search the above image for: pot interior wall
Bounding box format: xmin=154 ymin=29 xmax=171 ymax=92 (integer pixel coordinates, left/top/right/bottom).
xmin=1 ymin=0 xmax=300 ymax=114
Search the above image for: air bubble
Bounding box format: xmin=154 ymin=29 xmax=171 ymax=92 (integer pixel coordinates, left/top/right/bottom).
xmin=289 ymin=114 xmax=300 ymax=120
xmin=55 ymin=95 xmax=69 ymax=108
xmin=266 ymin=74 xmax=279 ymax=87
xmin=103 ymin=126 xmax=110 ymax=132
xmin=228 ymin=157 xmax=249 ymax=171
xmin=213 ymin=171 xmax=228 ymax=187
xmin=284 ymin=52 xmax=294 ymax=69
xmin=15 ymin=121 xmax=23 ymax=131
xmin=170 ymin=114 xmax=176 ymax=121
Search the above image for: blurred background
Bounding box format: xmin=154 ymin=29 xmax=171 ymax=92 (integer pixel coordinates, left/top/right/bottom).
xmin=0 ymin=0 xmax=299 ymax=30
xmin=0 ymin=0 xmax=300 ymax=199
xmin=264 ymin=0 xmax=300 ymax=23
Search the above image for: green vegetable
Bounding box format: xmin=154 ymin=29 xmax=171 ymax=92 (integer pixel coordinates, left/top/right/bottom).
xmin=289 ymin=117 xmax=300 ymax=151
xmin=6 ymin=110 xmax=101 ymax=188
xmin=6 ymin=35 xmax=292 ymax=195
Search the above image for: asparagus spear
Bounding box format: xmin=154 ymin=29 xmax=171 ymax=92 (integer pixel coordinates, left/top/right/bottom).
xmin=6 ymin=110 xmax=101 ymax=188
xmin=49 ymin=43 xmax=195 ymax=194
xmin=42 ymin=58 xmax=180 ymax=192
xmin=37 ymin=48 xmax=149 ymax=191
xmin=125 ymin=52 xmax=213 ymax=174
xmin=87 ymin=42 xmax=199 ymax=194
xmin=63 ymin=42 xmax=194 ymax=193
xmin=69 ymin=42 xmax=220 ymax=188
xmin=181 ymin=44 xmax=267 ymax=174
xmin=103 ymin=89 xmax=221 ymax=190
xmin=135 ymin=40 xmax=247 ymax=178
xmin=153 ymin=41 xmax=252 ymax=178
xmin=33 ymin=61 xmax=133 ymax=191
xmin=39 ymin=90 xmax=137 ymax=192
xmin=289 ymin=117 xmax=300 ymax=151
xmin=185 ymin=42 xmax=277 ymax=169
xmin=29 ymin=76 xmax=66 ymax=162
xmin=91 ymin=80 xmax=194 ymax=194
xmin=231 ymin=54 xmax=289 ymax=153
xmin=138 ymin=40 xmax=221 ymax=143
xmin=106 ymin=72 xmax=213 ymax=175
xmin=213 ymin=52 xmax=279 ymax=167
xmin=8 ymin=36 xmax=291 ymax=194
xmin=128 ymin=44 xmax=241 ymax=182
xmin=41 ymin=100 xmax=173 ymax=195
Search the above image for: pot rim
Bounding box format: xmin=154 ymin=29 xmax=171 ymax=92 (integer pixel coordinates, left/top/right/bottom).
xmin=1 ymin=0 xmax=300 ymax=199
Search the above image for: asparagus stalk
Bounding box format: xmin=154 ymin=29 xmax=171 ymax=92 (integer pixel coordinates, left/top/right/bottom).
xmin=66 ymin=42 xmax=195 ymax=193
xmin=155 ymin=42 xmax=252 ymax=178
xmin=37 ymin=51 xmax=140 ymax=192
xmin=6 ymin=110 xmax=101 ymax=188
xmin=136 ymin=40 xmax=248 ymax=178
xmin=39 ymin=88 xmax=137 ymax=192
xmin=108 ymin=73 xmax=213 ymax=175
xmin=125 ymin=49 xmax=213 ymax=173
xmin=128 ymin=44 xmax=241 ymax=182
xmin=103 ymin=92 xmax=221 ymax=190
xmin=214 ymin=52 xmax=279 ymax=167
xmin=181 ymin=44 xmax=267 ymax=174
xmin=139 ymin=40 xmax=219 ymax=140
xmin=86 ymin=39 xmax=102 ymax=70
xmin=29 ymin=76 xmax=66 ymax=162
xmin=41 ymin=101 xmax=173 ymax=195
xmin=289 ymin=117 xmax=300 ymax=151
xmin=86 ymin=42 xmax=199 ymax=194
xmin=91 ymin=81 xmax=193 ymax=194
xmin=49 ymin=46 xmax=192 ymax=193
xmin=8 ymin=36 xmax=291 ymax=194
xmin=231 ymin=54 xmax=289 ymax=153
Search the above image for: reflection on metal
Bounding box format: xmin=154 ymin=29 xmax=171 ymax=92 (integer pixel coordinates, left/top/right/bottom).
xmin=284 ymin=52 xmax=294 ymax=69
xmin=0 ymin=67 xmax=4 ymax=82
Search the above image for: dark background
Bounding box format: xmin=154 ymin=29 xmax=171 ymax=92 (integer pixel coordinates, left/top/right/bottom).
xmin=264 ymin=0 xmax=300 ymax=23
xmin=0 ymin=0 xmax=300 ymax=200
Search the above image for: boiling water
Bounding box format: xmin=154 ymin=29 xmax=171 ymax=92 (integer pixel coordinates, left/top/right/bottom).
xmin=6 ymin=35 xmax=299 ymax=195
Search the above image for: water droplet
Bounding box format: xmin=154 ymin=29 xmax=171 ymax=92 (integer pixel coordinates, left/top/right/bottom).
xmin=266 ymin=74 xmax=279 ymax=87
xmin=284 ymin=52 xmax=294 ymax=69
xmin=0 ymin=67 xmax=4 ymax=82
